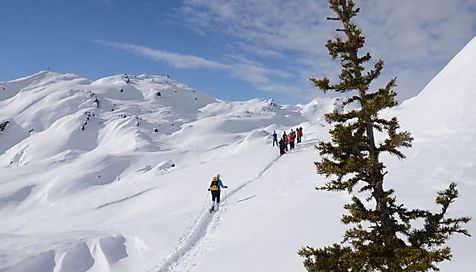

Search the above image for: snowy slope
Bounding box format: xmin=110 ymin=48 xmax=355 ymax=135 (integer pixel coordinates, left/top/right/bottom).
xmin=385 ymin=36 xmax=476 ymax=271
xmin=1 ymin=34 xmax=476 ymax=272
xmin=0 ymin=71 xmax=329 ymax=272
xmin=398 ymin=36 xmax=476 ymax=133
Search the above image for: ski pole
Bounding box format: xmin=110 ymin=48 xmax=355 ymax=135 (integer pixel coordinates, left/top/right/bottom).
xmin=223 ymin=187 xmax=228 ymax=205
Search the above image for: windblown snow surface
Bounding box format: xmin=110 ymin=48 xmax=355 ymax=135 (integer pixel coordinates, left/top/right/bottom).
xmin=1 ymin=37 xmax=475 ymax=272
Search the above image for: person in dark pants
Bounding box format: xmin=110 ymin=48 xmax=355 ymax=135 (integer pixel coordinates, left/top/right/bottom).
xmin=283 ymin=131 xmax=288 ymax=151
xmin=208 ymin=174 xmax=228 ymax=212
xmin=289 ymin=129 xmax=296 ymax=150
xmin=297 ymin=127 xmax=303 ymax=143
xmin=272 ymin=131 xmax=278 ymax=146
xmin=279 ymin=138 xmax=286 ymax=156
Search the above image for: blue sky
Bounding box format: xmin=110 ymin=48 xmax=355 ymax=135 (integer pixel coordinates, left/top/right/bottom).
xmin=1 ymin=0 xmax=476 ymax=104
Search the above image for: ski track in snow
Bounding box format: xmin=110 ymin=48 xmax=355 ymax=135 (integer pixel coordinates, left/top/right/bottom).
xmin=150 ymin=140 xmax=318 ymax=272
xmin=150 ymin=154 xmax=282 ymax=272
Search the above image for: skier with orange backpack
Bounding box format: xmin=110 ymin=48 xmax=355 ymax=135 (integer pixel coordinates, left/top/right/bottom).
xmin=208 ymin=174 xmax=228 ymax=212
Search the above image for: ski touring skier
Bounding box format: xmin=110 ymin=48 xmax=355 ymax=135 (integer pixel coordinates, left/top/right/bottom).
xmin=296 ymin=127 xmax=303 ymax=143
xmin=283 ymin=131 xmax=288 ymax=151
xmin=272 ymin=131 xmax=278 ymax=147
xmin=208 ymin=174 xmax=228 ymax=212
xmin=279 ymin=137 xmax=286 ymax=156
xmin=289 ymin=129 xmax=296 ymax=150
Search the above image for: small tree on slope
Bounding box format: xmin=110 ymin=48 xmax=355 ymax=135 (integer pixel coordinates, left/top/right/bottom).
xmin=299 ymin=1 xmax=471 ymax=271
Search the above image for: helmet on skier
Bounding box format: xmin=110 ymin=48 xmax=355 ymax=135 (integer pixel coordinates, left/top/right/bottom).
xmin=216 ymin=174 xmax=220 ymax=179
xmin=212 ymin=176 xmax=218 ymax=181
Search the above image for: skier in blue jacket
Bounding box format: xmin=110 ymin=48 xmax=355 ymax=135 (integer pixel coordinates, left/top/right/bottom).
xmin=272 ymin=131 xmax=278 ymax=146
xmin=208 ymin=174 xmax=228 ymax=212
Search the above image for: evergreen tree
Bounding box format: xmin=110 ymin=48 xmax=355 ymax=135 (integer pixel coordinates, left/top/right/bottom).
xmin=299 ymin=1 xmax=471 ymax=271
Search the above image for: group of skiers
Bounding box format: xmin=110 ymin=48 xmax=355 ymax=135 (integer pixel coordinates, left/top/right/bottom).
xmin=205 ymin=128 xmax=304 ymax=213
xmin=272 ymin=127 xmax=303 ymax=156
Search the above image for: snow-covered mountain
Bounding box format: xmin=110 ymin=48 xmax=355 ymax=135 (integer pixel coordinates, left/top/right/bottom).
xmin=1 ymin=37 xmax=475 ymax=272
xmin=399 ymin=36 xmax=476 ymax=133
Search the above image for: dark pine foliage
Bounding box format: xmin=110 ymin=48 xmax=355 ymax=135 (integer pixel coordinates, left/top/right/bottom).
xmin=299 ymin=1 xmax=470 ymax=271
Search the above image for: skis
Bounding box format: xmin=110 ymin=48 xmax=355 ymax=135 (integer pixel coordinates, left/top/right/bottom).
xmin=209 ymin=203 xmax=219 ymax=213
